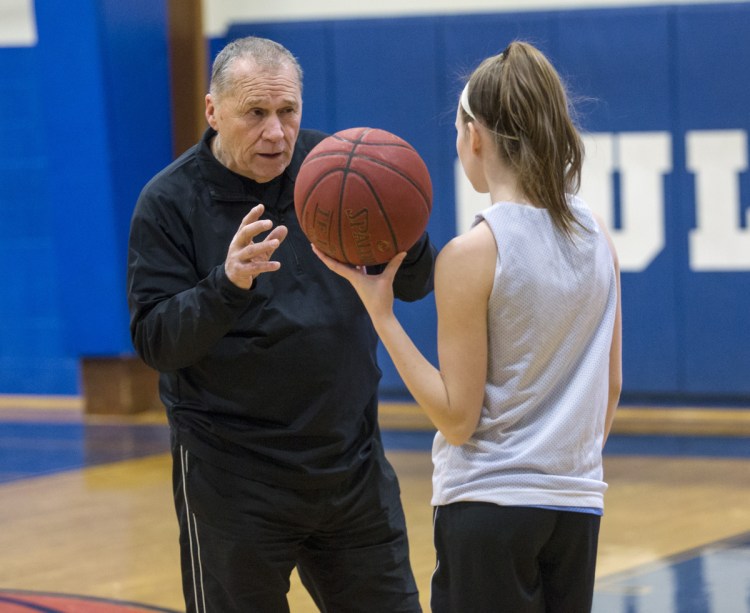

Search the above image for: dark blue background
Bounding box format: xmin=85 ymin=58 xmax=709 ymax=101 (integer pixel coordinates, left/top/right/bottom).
xmin=1 ymin=2 xmax=748 ymax=402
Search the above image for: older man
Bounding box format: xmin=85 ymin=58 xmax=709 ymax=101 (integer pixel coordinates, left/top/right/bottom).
xmin=127 ymin=36 xmax=435 ymax=612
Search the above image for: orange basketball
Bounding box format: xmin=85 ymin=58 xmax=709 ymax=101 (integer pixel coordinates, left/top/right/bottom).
xmin=294 ymin=127 xmax=432 ymax=266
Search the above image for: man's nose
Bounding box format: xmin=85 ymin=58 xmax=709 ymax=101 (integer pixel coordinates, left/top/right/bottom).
xmin=263 ymin=114 xmax=284 ymax=141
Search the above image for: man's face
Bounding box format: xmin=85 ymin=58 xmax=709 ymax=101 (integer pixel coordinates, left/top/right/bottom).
xmin=205 ymin=59 xmax=302 ymax=183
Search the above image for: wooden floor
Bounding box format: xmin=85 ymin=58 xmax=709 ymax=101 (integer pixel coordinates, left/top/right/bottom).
xmin=1 ymin=400 xmax=749 ymax=612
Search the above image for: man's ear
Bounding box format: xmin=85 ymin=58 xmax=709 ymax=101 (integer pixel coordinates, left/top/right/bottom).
xmin=205 ymin=94 xmax=217 ymax=130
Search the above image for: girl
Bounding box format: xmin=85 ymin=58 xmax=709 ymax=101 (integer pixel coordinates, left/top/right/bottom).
xmin=314 ymin=40 xmax=622 ymax=613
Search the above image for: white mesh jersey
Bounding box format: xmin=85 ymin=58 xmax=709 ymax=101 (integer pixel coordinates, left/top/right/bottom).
xmin=431 ymin=196 xmax=617 ymax=510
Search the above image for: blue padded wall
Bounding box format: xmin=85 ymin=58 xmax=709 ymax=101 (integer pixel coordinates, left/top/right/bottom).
xmin=675 ymin=5 xmax=750 ymax=397
xmin=553 ymin=7 xmax=681 ymax=395
xmin=0 ymin=45 xmax=77 ymax=393
xmin=223 ymin=3 xmax=750 ymax=402
xmin=1 ymin=3 xmax=748 ymax=401
xmin=0 ymin=1 xmax=172 ymax=393
xmin=34 ymin=0 xmax=173 ymax=358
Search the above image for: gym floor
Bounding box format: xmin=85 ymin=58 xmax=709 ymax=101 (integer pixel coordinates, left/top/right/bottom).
xmin=1 ymin=398 xmax=749 ymax=613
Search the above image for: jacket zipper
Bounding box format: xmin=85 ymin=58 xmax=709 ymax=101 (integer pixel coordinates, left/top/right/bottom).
xmin=276 ymin=209 xmax=303 ymax=275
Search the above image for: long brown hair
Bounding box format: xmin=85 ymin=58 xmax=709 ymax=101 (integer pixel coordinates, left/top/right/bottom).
xmin=461 ymin=41 xmax=584 ymax=238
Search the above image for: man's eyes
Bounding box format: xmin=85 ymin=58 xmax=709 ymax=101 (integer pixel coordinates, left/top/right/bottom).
xmin=246 ymin=107 xmax=297 ymax=117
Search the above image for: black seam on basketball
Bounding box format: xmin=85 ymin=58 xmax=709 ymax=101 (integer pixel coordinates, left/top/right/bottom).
xmin=327 ymin=132 xmax=415 ymax=150
xmin=347 ymin=153 xmax=431 ymax=213
xmin=298 ymin=129 xmax=429 ymax=264
xmin=345 ymin=169 xmax=400 ymax=254
xmin=305 ymin=144 xmax=418 ymax=159
xmin=335 ymin=129 xmax=377 ymax=263
xmin=310 ymin=199 xmax=328 ymax=257
xmin=336 ymin=135 xmax=368 ymax=265
xmin=296 ymin=167 xmax=348 ymax=221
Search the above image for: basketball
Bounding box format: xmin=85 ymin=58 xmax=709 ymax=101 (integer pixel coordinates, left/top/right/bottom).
xmin=294 ymin=127 xmax=432 ymax=266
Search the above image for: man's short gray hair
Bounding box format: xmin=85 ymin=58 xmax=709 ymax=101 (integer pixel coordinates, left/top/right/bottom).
xmin=210 ymin=36 xmax=303 ymax=96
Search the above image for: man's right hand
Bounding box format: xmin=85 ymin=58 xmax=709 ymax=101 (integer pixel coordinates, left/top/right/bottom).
xmin=225 ymin=204 xmax=288 ymax=289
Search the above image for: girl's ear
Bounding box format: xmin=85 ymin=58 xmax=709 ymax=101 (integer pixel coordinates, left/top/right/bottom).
xmin=468 ymin=121 xmax=482 ymax=155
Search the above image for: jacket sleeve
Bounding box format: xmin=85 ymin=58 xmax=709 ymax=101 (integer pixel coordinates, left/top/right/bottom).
xmin=127 ymin=188 xmax=251 ymax=372
xmin=386 ymin=231 xmax=438 ymax=302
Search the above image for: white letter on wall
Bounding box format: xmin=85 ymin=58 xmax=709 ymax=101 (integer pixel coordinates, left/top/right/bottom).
xmin=580 ymin=132 xmax=672 ymax=272
xmin=0 ymin=0 xmax=36 ymax=47
xmin=688 ymin=130 xmax=750 ymax=271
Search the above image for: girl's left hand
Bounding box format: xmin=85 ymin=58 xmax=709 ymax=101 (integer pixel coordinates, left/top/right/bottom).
xmin=312 ymin=245 xmax=406 ymax=321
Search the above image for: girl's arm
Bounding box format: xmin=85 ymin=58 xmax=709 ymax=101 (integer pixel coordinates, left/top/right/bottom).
xmin=594 ymin=214 xmax=623 ymax=446
xmin=313 ymin=221 xmax=496 ymax=446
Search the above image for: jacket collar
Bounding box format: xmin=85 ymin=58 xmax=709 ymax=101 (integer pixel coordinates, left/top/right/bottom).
xmin=195 ymin=128 xmax=283 ymax=203
xmin=195 ymin=127 xmax=327 ymax=208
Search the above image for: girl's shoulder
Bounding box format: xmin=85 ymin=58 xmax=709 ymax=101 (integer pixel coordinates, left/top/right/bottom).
xmin=438 ymin=221 xmax=496 ymax=273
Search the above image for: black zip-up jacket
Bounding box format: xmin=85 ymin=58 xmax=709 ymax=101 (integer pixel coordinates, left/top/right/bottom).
xmin=127 ymin=128 xmax=437 ymax=487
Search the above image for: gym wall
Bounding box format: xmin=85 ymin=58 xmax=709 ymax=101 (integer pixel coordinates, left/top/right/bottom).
xmin=0 ymin=0 xmax=748 ymax=403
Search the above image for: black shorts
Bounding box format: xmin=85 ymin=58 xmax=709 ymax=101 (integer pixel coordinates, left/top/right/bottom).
xmin=432 ymin=502 xmax=600 ymax=613
xmin=171 ymin=438 xmax=421 ymax=613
